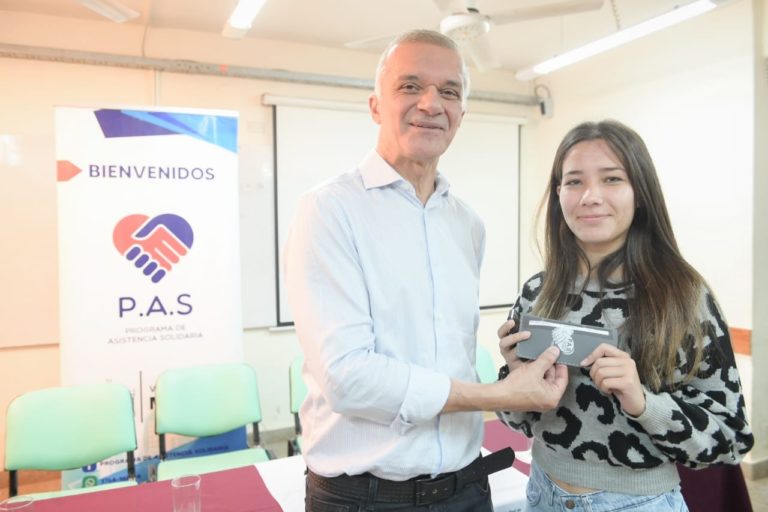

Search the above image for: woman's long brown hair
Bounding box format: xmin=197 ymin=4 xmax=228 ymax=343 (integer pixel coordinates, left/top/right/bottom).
xmin=533 ymin=120 xmax=708 ymax=391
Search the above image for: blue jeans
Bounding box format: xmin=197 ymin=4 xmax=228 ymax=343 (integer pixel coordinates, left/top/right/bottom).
xmin=524 ymin=463 xmax=689 ymax=512
xmin=305 ymin=474 xmax=493 ymax=512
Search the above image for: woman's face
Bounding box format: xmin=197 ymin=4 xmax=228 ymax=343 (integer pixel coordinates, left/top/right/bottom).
xmin=558 ymin=139 xmax=635 ymax=264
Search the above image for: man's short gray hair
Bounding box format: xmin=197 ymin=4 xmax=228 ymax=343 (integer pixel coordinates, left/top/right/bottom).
xmin=373 ymin=29 xmax=470 ymax=107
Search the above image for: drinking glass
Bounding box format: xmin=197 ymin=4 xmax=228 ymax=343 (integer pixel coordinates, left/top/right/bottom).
xmin=171 ymin=474 xmax=201 ymax=512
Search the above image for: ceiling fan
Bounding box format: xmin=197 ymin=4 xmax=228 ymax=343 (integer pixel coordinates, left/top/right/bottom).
xmin=345 ymin=0 xmax=605 ymax=72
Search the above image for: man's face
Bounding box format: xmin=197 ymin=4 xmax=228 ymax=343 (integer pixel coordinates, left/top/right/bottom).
xmin=370 ymin=41 xmax=465 ymax=171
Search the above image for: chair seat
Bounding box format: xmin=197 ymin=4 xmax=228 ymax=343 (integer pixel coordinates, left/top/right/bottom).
xmin=157 ymin=447 xmax=271 ymax=481
xmin=29 ymin=479 xmax=137 ymax=501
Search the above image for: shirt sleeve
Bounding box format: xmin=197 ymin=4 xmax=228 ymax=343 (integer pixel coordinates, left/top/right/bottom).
xmin=283 ymin=190 xmax=451 ymax=431
xmin=628 ymin=291 xmax=754 ymax=467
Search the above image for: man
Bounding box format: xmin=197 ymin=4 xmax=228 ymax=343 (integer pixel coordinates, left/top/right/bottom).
xmin=284 ymin=29 xmax=567 ymax=511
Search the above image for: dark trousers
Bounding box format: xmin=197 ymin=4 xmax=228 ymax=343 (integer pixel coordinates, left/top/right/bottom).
xmin=305 ymin=473 xmax=493 ymax=512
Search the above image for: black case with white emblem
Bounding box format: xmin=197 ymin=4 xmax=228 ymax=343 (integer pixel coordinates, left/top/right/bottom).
xmin=516 ymin=313 xmax=619 ymax=366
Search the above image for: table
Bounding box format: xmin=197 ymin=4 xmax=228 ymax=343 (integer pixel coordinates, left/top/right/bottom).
xmin=27 ymin=420 xmax=531 ymax=512
xmin=29 ymin=464 xmax=281 ymax=511
xmin=249 ymin=420 xmax=532 ymax=512
xmin=256 ymin=451 xmax=529 ymax=512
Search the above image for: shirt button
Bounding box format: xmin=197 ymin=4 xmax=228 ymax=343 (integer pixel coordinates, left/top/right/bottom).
xmin=565 ymin=499 xmax=576 ymax=509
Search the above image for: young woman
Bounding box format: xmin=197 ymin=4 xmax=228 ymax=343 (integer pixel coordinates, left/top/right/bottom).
xmin=497 ymin=120 xmax=753 ymax=511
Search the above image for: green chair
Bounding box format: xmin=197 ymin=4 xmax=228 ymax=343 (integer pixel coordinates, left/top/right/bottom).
xmin=476 ymin=345 xmax=498 ymax=384
xmin=154 ymin=362 xmax=273 ymax=481
xmin=4 ymin=382 xmax=137 ymax=499
xmin=287 ymin=356 xmax=308 ymax=456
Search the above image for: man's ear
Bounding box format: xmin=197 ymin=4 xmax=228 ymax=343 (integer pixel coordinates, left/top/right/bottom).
xmin=369 ymin=93 xmax=381 ymax=124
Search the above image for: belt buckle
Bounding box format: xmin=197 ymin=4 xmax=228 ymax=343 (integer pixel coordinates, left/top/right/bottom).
xmin=414 ymin=475 xmax=456 ymax=506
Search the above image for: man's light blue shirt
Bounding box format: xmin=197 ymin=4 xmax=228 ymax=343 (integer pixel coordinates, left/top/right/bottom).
xmin=284 ymin=150 xmax=486 ymax=480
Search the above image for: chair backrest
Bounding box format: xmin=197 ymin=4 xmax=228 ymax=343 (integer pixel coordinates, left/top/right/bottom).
xmin=5 ymin=382 xmax=137 ymax=472
xmin=155 ymin=362 xmax=263 ymax=438
xmin=476 ymin=345 xmax=498 ymax=384
xmin=289 ymin=356 xmax=307 ymax=415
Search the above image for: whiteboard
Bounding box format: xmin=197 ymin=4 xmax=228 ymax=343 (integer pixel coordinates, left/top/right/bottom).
xmin=271 ymin=99 xmax=521 ymax=325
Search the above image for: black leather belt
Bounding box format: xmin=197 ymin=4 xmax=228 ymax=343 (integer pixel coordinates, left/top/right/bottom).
xmin=307 ymin=447 xmax=514 ymax=506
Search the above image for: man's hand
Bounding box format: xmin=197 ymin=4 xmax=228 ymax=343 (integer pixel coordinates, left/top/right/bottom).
xmin=498 ymin=346 xmax=568 ymax=411
xmin=443 ymin=346 xmax=568 ymax=413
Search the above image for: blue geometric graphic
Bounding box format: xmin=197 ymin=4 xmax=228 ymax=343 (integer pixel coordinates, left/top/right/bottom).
xmin=94 ymin=109 xmax=237 ymax=153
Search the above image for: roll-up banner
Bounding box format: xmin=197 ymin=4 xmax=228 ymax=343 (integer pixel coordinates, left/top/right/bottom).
xmin=56 ymin=106 xmax=243 ymax=487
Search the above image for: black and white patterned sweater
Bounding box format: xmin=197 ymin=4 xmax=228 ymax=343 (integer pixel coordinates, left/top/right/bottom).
xmin=498 ymin=272 xmax=753 ymax=495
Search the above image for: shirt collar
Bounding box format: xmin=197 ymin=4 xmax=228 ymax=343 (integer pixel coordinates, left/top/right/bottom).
xmin=360 ymin=150 xmax=451 ymax=197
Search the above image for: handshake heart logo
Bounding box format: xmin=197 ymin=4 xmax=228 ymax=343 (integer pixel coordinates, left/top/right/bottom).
xmin=113 ymin=214 xmax=194 ymax=283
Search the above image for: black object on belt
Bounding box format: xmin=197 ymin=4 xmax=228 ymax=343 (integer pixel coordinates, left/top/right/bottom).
xmin=307 ymin=447 xmax=515 ymax=506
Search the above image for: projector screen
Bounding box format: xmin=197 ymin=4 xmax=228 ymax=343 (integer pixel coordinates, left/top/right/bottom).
xmin=270 ymin=98 xmax=521 ymax=326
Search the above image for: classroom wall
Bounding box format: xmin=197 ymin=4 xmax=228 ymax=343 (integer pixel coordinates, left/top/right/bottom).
xmin=0 ymin=9 xmax=526 ymax=469
xmin=520 ymin=1 xmax=754 ymax=330
xmin=520 ymin=0 xmax=765 ymax=473
xmin=0 ymin=1 xmax=763 ymax=476
xmin=747 ymin=0 xmax=768 ymax=475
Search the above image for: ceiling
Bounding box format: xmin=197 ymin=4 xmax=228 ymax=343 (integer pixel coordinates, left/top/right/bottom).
xmin=1 ymin=0 xmax=691 ymax=73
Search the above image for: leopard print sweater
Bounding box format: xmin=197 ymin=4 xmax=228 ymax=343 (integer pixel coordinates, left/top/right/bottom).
xmin=498 ymin=272 xmax=753 ymax=495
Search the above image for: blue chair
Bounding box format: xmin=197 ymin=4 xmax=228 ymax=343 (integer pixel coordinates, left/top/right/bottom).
xmin=4 ymin=382 xmax=137 ymax=499
xmin=154 ymin=362 xmax=273 ymax=481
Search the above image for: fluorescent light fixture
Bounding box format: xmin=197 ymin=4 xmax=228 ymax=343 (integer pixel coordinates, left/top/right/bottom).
xmin=222 ymin=0 xmax=267 ymax=38
xmin=516 ymin=0 xmax=721 ymax=81
xmin=79 ymin=0 xmax=139 ymax=23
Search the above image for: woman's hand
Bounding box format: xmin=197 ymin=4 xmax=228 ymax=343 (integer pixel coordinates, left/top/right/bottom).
xmin=580 ymin=343 xmax=646 ymax=417
xmin=497 ymin=318 xmax=531 ymax=371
